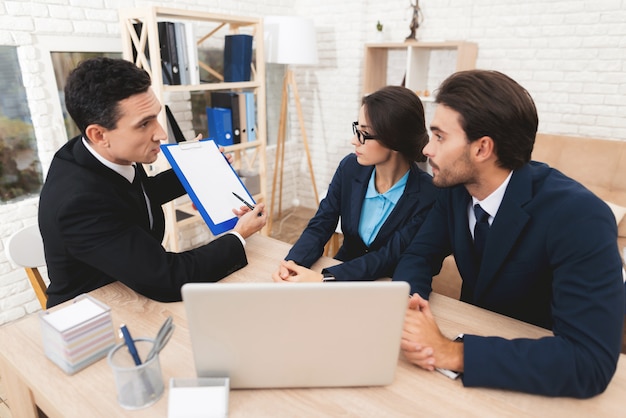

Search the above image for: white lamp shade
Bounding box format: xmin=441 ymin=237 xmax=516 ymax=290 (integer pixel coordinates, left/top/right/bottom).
xmin=264 ymin=16 xmax=319 ymax=65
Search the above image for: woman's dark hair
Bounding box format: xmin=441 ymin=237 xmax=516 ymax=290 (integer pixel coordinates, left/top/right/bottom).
xmin=362 ymin=85 xmax=428 ymax=162
xmin=64 ymin=57 xmax=152 ymax=137
xmin=435 ymin=70 xmax=538 ymax=170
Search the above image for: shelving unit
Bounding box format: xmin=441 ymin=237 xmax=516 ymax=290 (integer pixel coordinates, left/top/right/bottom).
xmin=362 ymin=41 xmax=478 ymax=99
xmin=119 ymin=6 xmax=268 ymax=251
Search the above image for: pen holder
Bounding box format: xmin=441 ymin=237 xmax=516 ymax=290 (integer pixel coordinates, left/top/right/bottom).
xmin=107 ymin=338 xmax=164 ymax=410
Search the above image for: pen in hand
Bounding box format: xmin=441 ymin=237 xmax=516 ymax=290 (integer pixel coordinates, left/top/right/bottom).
xmin=120 ymin=324 xmax=142 ymax=366
xmin=232 ymin=192 xmax=254 ymax=210
xmin=232 ymin=192 xmax=262 ymax=216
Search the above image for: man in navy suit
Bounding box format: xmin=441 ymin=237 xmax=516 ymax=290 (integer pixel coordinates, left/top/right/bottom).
xmin=39 ymin=58 xmax=266 ymax=308
xmin=395 ymin=70 xmax=624 ymax=398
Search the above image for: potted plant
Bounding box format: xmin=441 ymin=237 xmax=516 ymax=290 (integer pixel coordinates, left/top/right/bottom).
xmin=376 ymin=20 xmax=384 ymax=41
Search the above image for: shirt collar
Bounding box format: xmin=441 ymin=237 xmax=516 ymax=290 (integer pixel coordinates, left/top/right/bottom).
xmin=82 ymin=137 xmax=135 ymax=183
xmin=364 ymin=168 xmax=409 ymax=204
xmin=471 ymin=170 xmax=513 ymax=219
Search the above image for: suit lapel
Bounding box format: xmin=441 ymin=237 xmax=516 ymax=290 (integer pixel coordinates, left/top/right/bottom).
xmin=74 ymin=137 xmax=154 ymax=233
xmin=473 ymin=167 xmax=533 ymax=300
xmin=370 ymin=165 xmax=420 ymax=247
xmin=348 ymin=166 xmax=371 ymax=235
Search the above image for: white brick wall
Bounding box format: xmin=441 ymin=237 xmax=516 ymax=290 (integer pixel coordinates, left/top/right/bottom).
xmin=1 ymin=0 xmax=625 ymax=325
xmin=291 ymin=0 xmax=626 ymax=211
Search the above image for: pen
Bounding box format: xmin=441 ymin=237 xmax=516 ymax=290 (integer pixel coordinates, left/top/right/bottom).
xmin=145 ymin=316 xmax=175 ymax=362
xmin=232 ymin=192 xmax=254 ymax=210
xmin=120 ymin=324 xmax=157 ymax=399
xmin=120 ymin=324 xmax=142 ymax=366
xmin=232 ymin=192 xmax=263 ymax=217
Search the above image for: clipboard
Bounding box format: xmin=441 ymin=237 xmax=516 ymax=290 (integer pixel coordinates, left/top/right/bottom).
xmin=160 ymin=139 xmax=255 ymax=235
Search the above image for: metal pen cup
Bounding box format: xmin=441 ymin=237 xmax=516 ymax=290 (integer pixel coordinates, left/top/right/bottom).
xmin=107 ymin=338 xmax=164 ymax=410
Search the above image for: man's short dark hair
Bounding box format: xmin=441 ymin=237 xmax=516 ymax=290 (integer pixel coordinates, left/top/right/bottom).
xmin=64 ymin=57 xmax=152 ymax=137
xmin=435 ymin=70 xmax=538 ymax=170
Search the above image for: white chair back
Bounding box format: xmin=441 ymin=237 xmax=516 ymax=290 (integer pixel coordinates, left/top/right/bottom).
xmin=7 ymin=224 xmax=45 ymax=268
xmin=6 ymin=224 xmax=47 ymax=308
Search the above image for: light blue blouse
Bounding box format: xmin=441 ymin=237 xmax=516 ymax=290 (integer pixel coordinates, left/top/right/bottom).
xmin=358 ymin=168 xmax=409 ymax=246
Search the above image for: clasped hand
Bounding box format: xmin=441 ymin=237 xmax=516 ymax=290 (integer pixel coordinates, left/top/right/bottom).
xmin=272 ymin=260 xmax=323 ymax=282
xmin=401 ymin=294 xmax=464 ymax=373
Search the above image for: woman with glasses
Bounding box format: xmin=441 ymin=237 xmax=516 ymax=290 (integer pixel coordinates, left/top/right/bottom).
xmin=273 ymin=85 xmax=438 ymax=283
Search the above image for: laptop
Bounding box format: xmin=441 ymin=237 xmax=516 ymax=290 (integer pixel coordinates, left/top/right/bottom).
xmin=181 ymin=281 xmax=409 ymax=388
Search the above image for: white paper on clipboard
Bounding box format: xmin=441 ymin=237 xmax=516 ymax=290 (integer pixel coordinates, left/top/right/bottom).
xmin=160 ymin=139 xmax=254 ymax=235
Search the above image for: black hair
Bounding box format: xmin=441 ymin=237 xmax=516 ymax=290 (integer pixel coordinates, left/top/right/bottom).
xmin=64 ymin=57 xmax=152 ymax=137
xmin=435 ymin=70 xmax=538 ymax=169
xmin=362 ymin=85 xmax=428 ymax=162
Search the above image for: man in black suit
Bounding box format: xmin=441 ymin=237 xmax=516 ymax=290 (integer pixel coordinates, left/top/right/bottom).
xmin=39 ymin=57 xmax=266 ymax=308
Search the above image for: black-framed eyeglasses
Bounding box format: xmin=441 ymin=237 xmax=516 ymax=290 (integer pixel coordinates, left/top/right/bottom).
xmin=352 ymin=121 xmax=377 ymax=144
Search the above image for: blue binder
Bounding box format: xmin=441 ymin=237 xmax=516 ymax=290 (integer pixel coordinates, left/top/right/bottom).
xmin=223 ymin=34 xmax=253 ymax=82
xmin=206 ymin=107 xmax=233 ymax=146
xmin=211 ymin=92 xmax=242 ymax=144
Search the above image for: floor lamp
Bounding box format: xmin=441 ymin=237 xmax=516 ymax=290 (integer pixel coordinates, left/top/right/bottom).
xmin=264 ymin=16 xmax=319 ymax=233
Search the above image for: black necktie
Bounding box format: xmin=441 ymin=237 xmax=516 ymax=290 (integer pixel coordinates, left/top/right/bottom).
xmin=473 ymin=204 xmax=490 ymax=261
xmin=132 ymin=165 xmax=153 ymax=229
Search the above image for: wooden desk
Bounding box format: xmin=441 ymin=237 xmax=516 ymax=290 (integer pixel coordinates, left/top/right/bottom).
xmin=1 ymin=234 xmax=625 ymax=417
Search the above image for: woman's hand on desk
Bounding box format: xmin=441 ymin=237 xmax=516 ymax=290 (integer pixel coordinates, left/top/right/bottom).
xmin=401 ymin=294 xmax=464 ymax=373
xmin=232 ymin=203 xmax=266 ymax=238
xmin=272 ymin=260 xmax=323 ymax=283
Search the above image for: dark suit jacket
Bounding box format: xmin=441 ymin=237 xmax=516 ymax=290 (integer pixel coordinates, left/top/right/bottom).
xmin=393 ymin=161 xmax=625 ymax=398
xmin=285 ymin=154 xmax=438 ymax=281
xmin=39 ymin=136 xmax=247 ymax=308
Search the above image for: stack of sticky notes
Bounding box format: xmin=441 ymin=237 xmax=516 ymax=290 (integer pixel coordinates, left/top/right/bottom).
xmin=39 ymin=294 xmax=116 ymax=374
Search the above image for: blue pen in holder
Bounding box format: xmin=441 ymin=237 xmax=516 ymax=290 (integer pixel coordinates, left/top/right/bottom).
xmin=107 ymin=337 xmax=165 ymax=410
